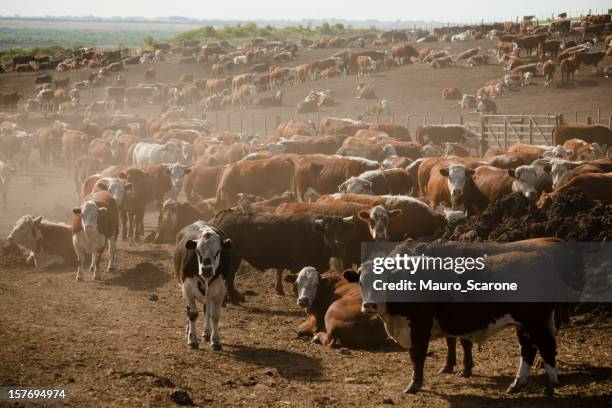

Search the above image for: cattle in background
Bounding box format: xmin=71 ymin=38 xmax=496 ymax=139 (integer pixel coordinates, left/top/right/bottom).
xmin=391 ymin=44 xmax=418 ymax=64
xmin=542 ymin=59 xmax=556 ymax=86
xmin=183 ymin=164 xmax=225 ymax=203
xmin=216 ymin=157 xmax=295 ymax=209
xmin=155 ymin=198 xmax=210 ymax=243
xmin=35 ymin=127 xmax=62 ymax=165
xmin=538 ymin=172 xmax=612 ymax=209
xmin=7 ymin=215 xmax=76 ymax=269
xmin=174 ymin=221 xmax=233 ymax=350
xmin=562 ymin=138 xmax=604 ymax=161
xmin=73 ymin=155 xmax=105 ymax=200
xmin=552 ymin=124 xmax=611 ymax=154
xmin=369 ymin=124 xmax=411 ymax=141
xmin=319 ymin=117 xmax=370 ymax=136
xmin=294 ymin=155 xmax=380 ymax=200
xmin=472 ymin=165 xmax=548 ymax=210
xmin=559 ymin=57 xmax=577 ymax=83
xmin=441 ymin=88 xmax=462 ymax=100
xmin=284 ymin=267 xmax=388 ymax=348
xmin=427 ymin=162 xmax=477 ymax=213
xmin=62 ymin=130 xmax=89 ymax=168
xmin=12 ymin=132 xmax=36 ymax=171
xmin=338 ymin=168 xmax=413 ymax=196
xmin=132 ymin=142 xmax=179 ymax=165
xmin=416 ymin=125 xmax=482 ymax=155
xmin=72 ymin=191 xmax=119 ymax=281
xmin=0 ymin=160 xmax=15 ymax=208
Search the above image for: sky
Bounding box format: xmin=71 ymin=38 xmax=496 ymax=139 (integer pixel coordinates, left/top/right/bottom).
xmin=1 ymin=0 xmax=610 ymax=23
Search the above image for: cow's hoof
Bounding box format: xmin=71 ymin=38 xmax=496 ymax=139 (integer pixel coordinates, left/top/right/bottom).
xmin=212 ymin=343 xmax=223 ymax=352
xmin=188 ymin=342 xmax=199 ymax=350
xmin=544 ymin=377 xmax=556 ymax=398
xmin=203 ymin=334 xmax=211 ymax=342
xmin=437 ymin=365 xmax=454 ymax=374
xmin=75 ymin=276 xmax=84 ymax=282
xmin=506 ymin=380 xmax=525 ymax=394
xmin=403 ymin=381 xmax=422 ymax=394
xmin=457 ymin=368 xmax=472 ymax=378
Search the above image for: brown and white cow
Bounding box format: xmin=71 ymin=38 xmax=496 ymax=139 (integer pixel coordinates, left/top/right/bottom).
xmin=338 ymin=168 xmax=413 ymax=196
xmin=538 ymin=172 xmax=612 ymax=209
xmin=7 ymin=215 xmax=76 ymax=269
xmin=72 ymin=191 xmax=119 ymax=281
xmin=284 ymin=267 xmax=388 ymax=348
xmin=155 ymin=198 xmax=210 ymax=243
xmin=427 ymin=163 xmax=477 ymax=213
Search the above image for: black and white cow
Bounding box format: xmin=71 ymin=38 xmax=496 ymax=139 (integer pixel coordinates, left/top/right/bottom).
xmin=344 ymin=238 xmax=579 ymax=397
xmin=173 ymin=221 xmax=233 ymax=350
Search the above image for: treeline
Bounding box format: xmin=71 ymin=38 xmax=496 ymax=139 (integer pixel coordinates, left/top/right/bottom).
xmin=172 ymin=22 xmax=376 ymax=44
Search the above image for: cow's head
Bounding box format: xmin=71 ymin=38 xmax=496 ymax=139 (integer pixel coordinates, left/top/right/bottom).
xmin=7 ymin=215 xmax=43 ymax=249
xmin=338 ymin=176 xmax=372 ymax=194
xmin=439 ymin=164 xmax=475 ymax=210
xmin=181 ymin=143 xmax=193 ymax=162
xmin=550 ymin=159 xmax=575 ymax=189
xmin=73 ymin=200 xmax=106 ymax=231
xmin=284 ymin=266 xmax=319 ymax=309
xmin=341 ymin=265 xmax=374 ymax=313
xmin=312 ymin=216 xmax=354 ymax=253
xmin=109 ymin=138 xmax=122 ymax=159
xmin=357 ymin=205 xmax=402 ymax=241
xmin=157 ymin=198 xmax=179 ymax=240
xmin=577 ymin=143 xmax=603 ymax=161
xmin=162 ymin=163 xmax=192 ymax=194
xmin=185 ymin=225 xmax=232 ymax=279
xmin=509 ymin=165 xmax=544 ymax=203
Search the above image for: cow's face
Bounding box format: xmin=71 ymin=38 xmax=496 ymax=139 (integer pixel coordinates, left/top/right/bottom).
xmin=312 ymin=216 xmax=354 ymax=252
xmin=106 ymin=179 xmax=126 ymax=207
xmin=7 ymin=215 xmax=43 ymax=249
xmin=164 ymin=164 xmax=191 ymax=193
xmin=440 ymin=165 xmax=474 ymax=208
xmin=181 ymin=143 xmax=193 ymax=162
xmin=74 ymin=201 xmax=106 ymax=231
xmin=578 ymin=144 xmax=603 ymax=160
xmin=550 ymin=159 xmax=571 ymax=189
xmin=160 ymin=199 xmax=179 ymax=231
xmin=285 ymin=266 xmax=319 ymax=309
xmin=509 ymin=165 xmax=541 ymax=202
xmin=339 ymin=177 xmax=372 ymax=194
xmin=358 ymin=206 xmax=402 ymax=241
xmin=186 ymin=226 xmax=231 ymax=279
xmin=109 ymin=138 xmax=122 ymax=159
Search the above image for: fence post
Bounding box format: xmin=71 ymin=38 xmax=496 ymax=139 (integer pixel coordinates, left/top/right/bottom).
xmin=240 ymin=115 xmax=243 ymax=133
xmin=226 ymin=115 xmax=230 ymax=131
xmin=586 ymin=116 xmax=592 ymax=125
xmin=558 ymin=113 xmax=564 ymax=126
xmin=316 ymin=112 xmax=320 ymax=131
xmin=528 ymin=117 xmax=533 ymax=145
xmin=424 ymin=114 xmax=427 ymax=125
xmin=504 ymin=117 xmax=509 ymax=150
xmin=264 ymin=114 xmax=267 ymax=136
xmin=597 ymin=108 xmax=600 ymax=124
xmin=459 ymin=116 xmax=464 ymax=125
xmin=575 ymin=111 xmax=578 ymax=122
xmin=440 ymin=115 xmax=444 ymax=124
xmin=480 ymin=118 xmax=487 ymax=154
xmin=405 ymin=114 xmax=410 ymax=130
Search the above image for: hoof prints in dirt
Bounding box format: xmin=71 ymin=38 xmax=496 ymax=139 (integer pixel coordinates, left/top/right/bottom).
xmin=442 ymin=188 xmax=612 ymax=242
xmin=105 ymin=261 xmax=171 ymax=291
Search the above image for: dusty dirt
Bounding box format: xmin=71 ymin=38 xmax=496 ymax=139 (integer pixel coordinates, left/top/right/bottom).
xmin=0 ymin=38 xmax=611 ymax=407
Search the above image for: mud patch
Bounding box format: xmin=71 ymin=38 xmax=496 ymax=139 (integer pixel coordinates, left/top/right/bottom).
xmin=105 ymin=261 xmax=171 ymax=291
xmin=0 ymin=239 xmax=28 ymax=268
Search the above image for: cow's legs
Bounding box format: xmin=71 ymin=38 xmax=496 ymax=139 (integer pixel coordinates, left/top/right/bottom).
xmin=74 ymin=243 xmax=85 ymax=281
xmin=120 ymin=210 xmax=128 ymax=240
xmin=182 ymin=281 xmax=199 ymax=349
xmin=438 ymin=337 xmax=457 ymax=374
xmin=128 ymin=212 xmax=135 ymax=239
xmin=507 ymin=327 xmax=538 ymax=393
xmin=530 ymin=325 xmax=558 ymax=396
xmin=92 ymin=247 xmax=103 ymax=281
xmin=205 ymin=289 xmax=224 ymax=351
xmin=107 ymin=237 xmax=117 ymax=271
xmin=405 ymin=321 xmax=432 ymax=394
xmin=459 ymin=338 xmax=474 ymax=378
xmin=275 ymin=269 xmax=285 ymax=296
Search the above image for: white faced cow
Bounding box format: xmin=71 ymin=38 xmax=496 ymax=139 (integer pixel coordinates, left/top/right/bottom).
xmin=72 ymin=191 xmax=119 ymax=281
xmin=174 ymin=221 xmax=233 ymax=350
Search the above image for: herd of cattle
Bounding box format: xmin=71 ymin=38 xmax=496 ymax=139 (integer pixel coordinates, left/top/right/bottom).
xmin=1 ymin=12 xmax=612 ymax=399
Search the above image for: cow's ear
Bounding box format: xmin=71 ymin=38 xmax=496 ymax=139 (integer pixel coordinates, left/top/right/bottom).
xmin=357 ymin=210 xmax=370 ymax=222
xmin=312 ymin=218 xmax=324 ymax=233
xmin=439 ymin=167 xmax=449 ymax=177
xmin=97 ymin=182 xmax=109 ymax=191
xmin=124 ymin=182 xmax=133 ymax=191
xmin=222 ymin=238 xmax=232 ymax=249
xmin=507 ymin=169 xmax=516 ymax=178
xmin=119 ymin=172 xmax=127 ymax=179
xmin=466 ymin=168 xmax=475 ymax=177
xmin=389 ymin=208 xmax=403 ymax=218
xmin=34 ymin=216 xmax=43 ymax=224
xmin=97 ymin=207 xmax=108 ymax=215
xmin=185 ymin=240 xmax=197 ymax=250
xmin=543 ymin=164 xmax=551 ymax=173
xmin=72 ymin=207 xmax=81 ymax=214
xmin=284 ymin=274 xmax=297 ymax=284
xmin=343 ymin=269 xmax=360 ymax=283
xmin=184 ymin=168 xmax=192 ymax=174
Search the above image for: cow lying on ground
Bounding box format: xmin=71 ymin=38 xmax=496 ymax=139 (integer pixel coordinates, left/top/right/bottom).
xmin=7 ymin=215 xmax=76 ymax=269
xmin=174 ymin=221 xmax=233 ymax=350
xmin=285 ymin=267 xmax=388 ymax=348
xmin=538 ymin=172 xmax=612 ymax=209
xmin=72 ymin=191 xmax=119 ymax=281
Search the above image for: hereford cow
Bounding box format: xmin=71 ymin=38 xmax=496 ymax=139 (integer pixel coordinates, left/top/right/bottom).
xmin=416 ymin=125 xmax=481 ymax=154
xmin=183 ymin=163 xmax=226 ymax=203
xmin=538 ymin=172 xmax=612 ymax=209
xmin=215 ymin=157 xmax=295 ymax=209
xmin=284 ymin=267 xmax=388 ymax=348
xmin=471 ymin=165 xmax=547 ymax=210
xmin=7 ymin=215 xmax=76 ymax=269
xmin=338 ymin=168 xmax=412 ymax=196
xmin=62 ymin=130 xmax=89 ymax=167
xmin=174 ymin=221 xmax=233 ymax=350
xmin=73 ymin=155 xmax=105 ymax=200
xmin=552 ymin=124 xmax=611 ymax=153
xmin=427 ymin=162 xmax=477 ymax=213
xmin=72 ymin=191 xmax=119 ymax=281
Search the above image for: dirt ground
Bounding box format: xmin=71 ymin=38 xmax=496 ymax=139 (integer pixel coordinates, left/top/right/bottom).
xmin=0 ymin=38 xmax=611 ymax=407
